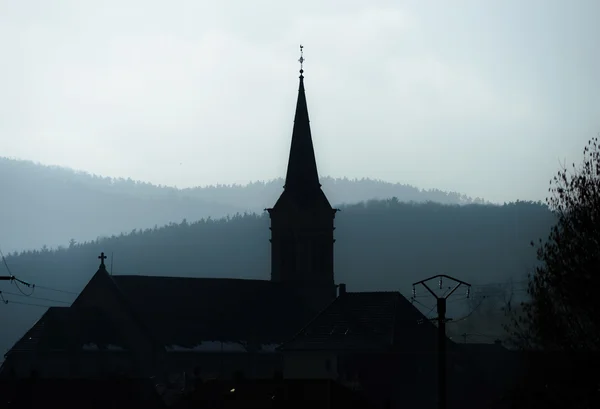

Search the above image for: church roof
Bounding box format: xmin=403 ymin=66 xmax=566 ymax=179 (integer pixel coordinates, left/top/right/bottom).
xmin=5 ymin=306 xmax=128 ymax=357
xmin=109 ymin=275 xmax=317 ymax=348
xmin=278 ymin=291 xmax=438 ymax=352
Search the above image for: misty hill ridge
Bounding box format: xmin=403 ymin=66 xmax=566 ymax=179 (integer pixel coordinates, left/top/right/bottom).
xmin=0 ymin=198 xmax=554 ymax=356
xmin=0 ymin=157 xmax=487 ymax=253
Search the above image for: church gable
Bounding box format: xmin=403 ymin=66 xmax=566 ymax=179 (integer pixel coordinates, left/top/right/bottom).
xmin=72 ymin=254 xmax=127 ymax=312
xmin=70 ymin=256 xmax=160 ymax=363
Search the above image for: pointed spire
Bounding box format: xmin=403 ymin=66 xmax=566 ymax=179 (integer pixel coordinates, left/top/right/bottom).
xmin=284 ymin=45 xmax=321 ymax=192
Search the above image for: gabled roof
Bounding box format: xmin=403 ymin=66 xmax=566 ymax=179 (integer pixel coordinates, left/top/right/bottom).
xmin=5 ymin=307 xmax=128 ymax=357
xmin=278 ymin=291 xmax=439 ymax=352
xmin=109 ymin=275 xmax=317 ymax=347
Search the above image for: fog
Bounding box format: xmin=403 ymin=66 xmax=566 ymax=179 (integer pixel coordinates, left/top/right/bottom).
xmin=1 ymin=0 xmax=598 ymax=204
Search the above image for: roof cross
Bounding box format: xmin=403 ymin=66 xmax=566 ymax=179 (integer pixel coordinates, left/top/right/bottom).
xmin=98 ymin=252 xmax=107 ymax=267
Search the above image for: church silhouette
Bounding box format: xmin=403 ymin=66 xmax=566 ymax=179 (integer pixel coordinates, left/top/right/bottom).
xmin=1 ymin=49 xmax=506 ymax=409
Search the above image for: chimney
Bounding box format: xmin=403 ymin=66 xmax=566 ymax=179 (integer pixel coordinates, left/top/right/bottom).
xmin=338 ymin=283 xmax=346 ymax=297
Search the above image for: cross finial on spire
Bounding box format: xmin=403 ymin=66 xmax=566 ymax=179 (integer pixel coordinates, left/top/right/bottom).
xmin=98 ymin=252 xmax=107 ymax=268
xmin=298 ymin=44 xmax=304 ymax=76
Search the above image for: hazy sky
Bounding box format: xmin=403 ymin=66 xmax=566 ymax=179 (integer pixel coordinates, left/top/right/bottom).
xmin=1 ymin=0 xmax=598 ymax=203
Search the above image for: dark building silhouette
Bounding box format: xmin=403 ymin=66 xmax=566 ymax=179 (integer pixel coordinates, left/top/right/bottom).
xmin=0 ymin=52 xmax=520 ymax=409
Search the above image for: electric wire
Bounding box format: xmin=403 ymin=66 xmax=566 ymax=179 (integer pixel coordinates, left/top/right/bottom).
xmin=2 ymin=299 xmax=63 ymax=308
xmin=0 ymin=290 xmax=70 ymax=305
xmin=0 ymin=245 xmax=79 ymax=303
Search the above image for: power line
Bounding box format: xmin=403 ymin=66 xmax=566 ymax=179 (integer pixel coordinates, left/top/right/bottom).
xmin=471 ymin=280 xmax=529 ymax=287
xmin=0 ymin=246 xmax=34 ymax=290
xmin=411 ymin=297 xmax=437 ymax=318
xmin=12 ymin=279 xmax=34 ymax=296
xmin=1 ymin=244 xmax=79 ymax=297
xmin=31 ymin=284 xmax=78 ymax=295
xmin=2 ymin=299 xmax=63 ymax=308
xmin=448 ymin=296 xmax=468 ymax=303
xmin=0 ymin=290 xmax=71 ymax=305
xmin=448 ymin=297 xmax=487 ymax=324
xmin=0 ymin=287 xmax=68 ymax=309
xmin=413 ymin=296 xmax=471 ymax=322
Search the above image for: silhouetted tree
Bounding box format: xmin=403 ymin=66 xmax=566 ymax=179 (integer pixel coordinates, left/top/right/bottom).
xmin=508 ymin=137 xmax=600 ymax=409
xmin=512 ymin=137 xmax=600 ymax=352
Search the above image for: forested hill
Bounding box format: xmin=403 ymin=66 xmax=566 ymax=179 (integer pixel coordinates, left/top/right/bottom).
xmin=0 ymin=199 xmax=554 ymax=355
xmin=1 ymin=157 xmax=486 ymax=253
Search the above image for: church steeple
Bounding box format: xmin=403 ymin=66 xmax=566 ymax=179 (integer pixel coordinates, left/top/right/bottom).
xmin=284 ymin=45 xmax=321 ymax=193
xmin=267 ymin=46 xmax=337 ymax=311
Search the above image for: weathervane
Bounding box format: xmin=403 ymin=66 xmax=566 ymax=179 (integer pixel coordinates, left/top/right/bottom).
xmin=298 ymin=45 xmax=304 ymax=75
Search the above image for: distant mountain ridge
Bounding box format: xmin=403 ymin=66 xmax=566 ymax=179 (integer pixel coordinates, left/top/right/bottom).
xmin=0 ymin=157 xmax=486 ymax=253
xmin=0 ymin=198 xmax=553 ymax=357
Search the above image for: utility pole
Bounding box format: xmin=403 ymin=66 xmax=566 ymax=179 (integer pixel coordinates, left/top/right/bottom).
xmin=413 ymin=274 xmax=471 ymax=409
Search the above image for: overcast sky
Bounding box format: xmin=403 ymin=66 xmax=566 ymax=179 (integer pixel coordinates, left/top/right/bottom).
xmin=1 ymin=0 xmax=598 ymax=203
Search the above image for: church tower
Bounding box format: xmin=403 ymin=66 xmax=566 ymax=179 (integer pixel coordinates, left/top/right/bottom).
xmin=267 ymin=46 xmax=338 ymax=308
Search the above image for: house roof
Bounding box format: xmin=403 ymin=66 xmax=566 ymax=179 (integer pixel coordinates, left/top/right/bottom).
xmin=278 ymin=291 xmax=438 ymax=352
xmin=109 ymin=275 xmax=317 ymax=348
xmin=5 ymin=306 xmax=129 ymax=357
